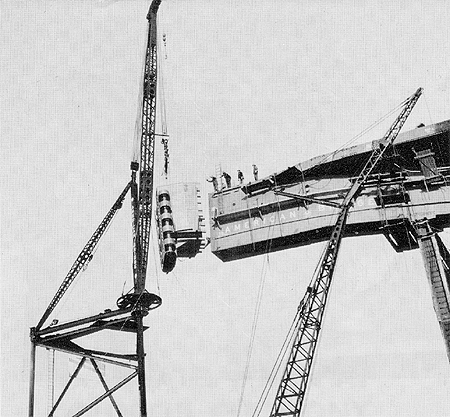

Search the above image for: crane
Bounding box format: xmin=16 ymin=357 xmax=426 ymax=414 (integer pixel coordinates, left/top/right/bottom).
xmin=29 ymin=2 xmax=163 ymax=416
xmin=121 ymin=1 xmax=162 ymax=415
xmin=269 ymin=88 xmax=423 ymax=417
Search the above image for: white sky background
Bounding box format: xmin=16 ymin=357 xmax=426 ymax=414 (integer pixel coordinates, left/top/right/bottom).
xmin=2 ymin=0 xmax=450 ymax=415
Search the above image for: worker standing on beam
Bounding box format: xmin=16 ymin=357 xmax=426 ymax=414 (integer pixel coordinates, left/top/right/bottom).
xmin=207 ymin=176 xmax=219 ymax=192
xmin=222 ymin=171 xmax=231 ymax=188
xmin=237 ymin=170 xmax=244 ymax=185
xmin=252 ymin=164 xmax=258 ymax=181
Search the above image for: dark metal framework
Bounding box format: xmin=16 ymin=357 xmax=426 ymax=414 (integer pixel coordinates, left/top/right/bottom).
xmin=415 ymin=220 xmax=450 ymax=360
xmin=270 ymin=88 xmax=423 ymax=417
xmin=29 ymin=1 xmax=163 ymax=416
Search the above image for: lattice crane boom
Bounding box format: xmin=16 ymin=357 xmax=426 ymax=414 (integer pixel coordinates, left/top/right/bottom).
xmin=132 ymin=0 xmax=162 ymax=294
xmin=35 ymin=181 xmax=132 ymax=332
xmin=30 ymin=3 xmax=164 ymax=416
xmin=269 ymin=88 xmax=422 ymax=417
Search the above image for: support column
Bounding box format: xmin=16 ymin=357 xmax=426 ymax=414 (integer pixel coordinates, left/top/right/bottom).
xmin=415 ymin=220 xmax=450 ymax=363
xmin=28 ymin=336 xmax=36 ymax=417
xmin=136 ymin=314 xmax=147 ymax=417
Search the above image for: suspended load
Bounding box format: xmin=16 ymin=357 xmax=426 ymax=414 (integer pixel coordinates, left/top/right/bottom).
xmin=208 ymin=120 xmax=450 ymax=261
xmin=156 ymin=189 xmax=177 ymax=272
xmin=156 ymin=183 xmax=208 ymax=273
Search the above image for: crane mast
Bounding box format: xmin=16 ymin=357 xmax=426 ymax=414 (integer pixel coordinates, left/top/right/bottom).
xmin=132 ymin=0 xmax=162 ymax=294
xmin=269 ymin=88 xmax=423 ymax=417
xmin=30 ymin=3 xmax=164 ymax=417
xmin=129 ymin=2 xmax=162 ymax=416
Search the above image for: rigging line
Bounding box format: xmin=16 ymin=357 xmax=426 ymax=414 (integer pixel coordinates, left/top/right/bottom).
xmin=273 ymin=176 xmax=284 ymax=237
xmin=237 ymin=227 xmax=275 ymax=416
xmin=118 ymin=235 xmax=160 ymax=333
xmin=150 ymin=223 xmax=162 ymax=295
xmin=157 ymin=15 xmax=169 ymax=178
xmin=423 ymin=92 xmax=434 ymax=124
xmin=117 ymin=289 xmax=148 ymax=333
xmin=245 ymin=195 xmax=257 ymax=251
xmin=252 ymin=310 xmax=302 ymax=417
xmin=252 ymin=239 xmax=329 ymax=416
xmin=237 ymin=254 xmax=269 ymax=417
xmin=307 ymin=100 xmax=406 ymax=175
xmin=252 ymin=233 xmax=336 ymax=416
xmin=132 ymin=27 xmax=147 ymax=164
xmin=238 ymin=195 xmax=280 ymax=416
xmin=157 ymin=21 xmax=168 ymax=136
xmin=299 ymin=162 xmax=306 ymax=194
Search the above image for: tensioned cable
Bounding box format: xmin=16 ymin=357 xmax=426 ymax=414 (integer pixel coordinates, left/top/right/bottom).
xmin=306 ymin=98 xmax=407 ymax=177
xmin=132 ymin=26 xmax=147 ymax=164
xmin=236 ymin=243 xmax=272 ymax=416
xmin=156 ymin=15 xmax=170 ymax=179
xmin=423 ymin=92 xmax=434 ymax=124
xmin=236 ymin=214 xmax=277 ymax=416
xmin=157 ymin=17 xmax=168 ymax=139
xmin=251 ymin=309 xmax=301 ymax=417
xmin=150 ymin=222 xmax=162 ymax=295
xmin=251 ymin=212 xmax=339 ymax=416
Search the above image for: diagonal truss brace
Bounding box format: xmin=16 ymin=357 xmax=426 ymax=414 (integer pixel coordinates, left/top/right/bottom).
xmin=89 ymin=359 xmax=124 ymax=416
xmin=273 ymin=189 xmax=342 ymax=209
xmin=45 ymin=351 xmax=137 ymax=417
xmin=73 ymin=371 xmax=137 ymax=417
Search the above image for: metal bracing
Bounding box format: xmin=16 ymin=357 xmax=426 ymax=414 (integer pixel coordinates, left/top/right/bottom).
xmin=36 ymin=181 xmax=132 ymax=332
xmin=273 ymin=190 xmax=342 ymax=208
xmin=269 ymin=88 xmax=422 ymax=417
xmin=415 ymin=220 xmax=450 ymax=362
xmin=72 ymin=372 xmax=138 ymax=417
xmin=136 ymin=0 xmax=161 ymax=293
xmin=29 ymin=176 xmax=162 ymax=416
xmin=132 ymin=3 xmax=162 ymax=415
xmin=30 ymin=2 xmax=164 ymax=416
xmin=90 ymin=359 xmax=124 ymax=417
xmin=42 ymin=348 xmax=139 ymax=417
xmin=32 ymin=303 xmax=148 ymax=416
xmin=48 ymin=357 xmax=86 ymax=417
xmin=269 ymin=206 xmax=350 ymax=417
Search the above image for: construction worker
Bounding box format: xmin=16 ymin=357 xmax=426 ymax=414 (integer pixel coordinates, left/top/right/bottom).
xmin=206 ymin=176 xmax=219 ymax=192
xmin=252 ymin=164 xmax=258 ymax=181
xmin=237 ymin=170 xmax=244 ymax=184
xmin=222 ymin=171 xmax=232 ymax=188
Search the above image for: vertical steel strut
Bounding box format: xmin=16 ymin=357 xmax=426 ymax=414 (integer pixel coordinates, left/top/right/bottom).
xmin=136 ymin=0 xmax=161 ymax=293
xmin=415 ymin=220 xmax=450 ymax=362
xmin=269 ymin=88 xmax=422 ymax=417
xmin=30 ymin=2 xmax=164 ymax=416
xmin=131 ymin=2 xmax=162 ymax=416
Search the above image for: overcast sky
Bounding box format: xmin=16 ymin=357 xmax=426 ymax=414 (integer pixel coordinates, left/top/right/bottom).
xmin=2 ymin=0 xmax=450 ymax=416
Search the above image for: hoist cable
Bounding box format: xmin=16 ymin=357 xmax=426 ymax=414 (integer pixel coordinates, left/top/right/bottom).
xmin=236 ymin=253 xmax=270 ymax=416
xmin=132 ymin=31 xmax=148 ymax=164
xmin=150 ymin=223 xmax=162 ymax=295
xmin=157 ymin=15 xmax=169 ymax=178
xmin=308 ymin=99 xmax=406 ymax=175
xmin=237 ymin=223 xmax=276 ymax=416
xmin=251 ymin=239 xmax=333 ymax=416
xmin=423 ymin=92 xmax=434 ymax=124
